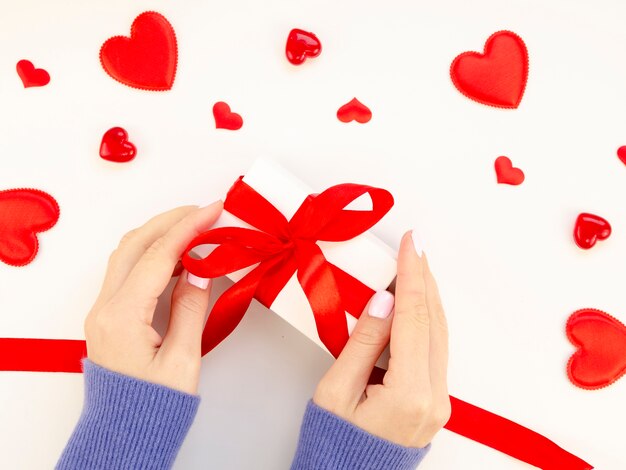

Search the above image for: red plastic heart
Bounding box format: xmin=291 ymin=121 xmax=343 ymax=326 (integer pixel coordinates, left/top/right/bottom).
xmin=567 ymin=309 xmax=626 ymax=390
xmin=16 ymin=60 xmax=50 ymax=88
xmin=574 ymin=213 xmax=611 ymax=250
xmin=100 ymin=11 xmax=177 ymax=91
xmin=337 ymin=98 xmax=372 ymax=124
xmin=285 ymin=29 xmax=322 ymax=65
xmin=100 ymin=127 xmax=137 ymax=163
xmin=494 ymin=156 xmax=525 ymax=185
xmin=0 ymin=189 xmax=60 ymax=267
xmin=450 ymin=30 xmax=528 ymax=109
xmin=213 ymin=102 xmax=243 ymax=130
xmin=618 ymin=146 xmax=626 ymax=166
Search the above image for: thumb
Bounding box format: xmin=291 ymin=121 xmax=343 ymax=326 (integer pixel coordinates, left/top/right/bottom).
xmin=319 ymin=291 xmax=394 ymax=407
xmin=160 ymin=270 xmax=212 ymax=359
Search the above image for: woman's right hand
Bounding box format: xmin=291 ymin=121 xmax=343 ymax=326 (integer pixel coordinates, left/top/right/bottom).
xmin=313 ymin=230 xmax=451 ymax=448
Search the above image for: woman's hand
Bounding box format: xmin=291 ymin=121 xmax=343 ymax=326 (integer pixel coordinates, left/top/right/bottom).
xmin=84 ymin=202 xmax=222 ymax=395
xmin=313 ymin=230 xmax=451 ymax=448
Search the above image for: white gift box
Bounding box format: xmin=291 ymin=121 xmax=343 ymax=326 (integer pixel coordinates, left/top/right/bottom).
xmin=198 ymin=159 xmax=397 ymax=355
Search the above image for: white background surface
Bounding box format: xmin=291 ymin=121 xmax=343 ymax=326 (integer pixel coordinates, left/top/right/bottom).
xmin=1 ymin=0 xmax=625 ymax=468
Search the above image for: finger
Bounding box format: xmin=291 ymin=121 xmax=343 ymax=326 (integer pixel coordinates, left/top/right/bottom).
xmin=317 ymin=291 xmax=394 ymax=409
xmin=388 ymin=230 xmax=430 ymax=390
xmin=423 ymin=256 xmax=449 ymax=399
xmin=119 ymin=201 xmax=223 ymax=318
xmin=159 ymin=270 xmax=212 ymax=359
xmin=97 ymin=206 xmax=198 ymax=305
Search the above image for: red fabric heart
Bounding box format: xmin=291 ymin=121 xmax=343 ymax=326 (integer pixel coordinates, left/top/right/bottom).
xmin=285 ymin=29 xmax=322 ymax=65
xmin=337 ymin=98 xmax=372 ymax=124
xmin=100 ymin=127 xmax=137 ymax=163
xmin=574 ymin=213 xmax=611 ymax=250
xmin=494 ymin=156 xmax=525 ymax=185
xmin=16 ymin=60 xmax=50 ymax=88
xmin=617 ymin=146 xmax=626 ymax=166
xmin=450 ymin=31 xmax=528 ymax=109
xmin=567 ymin=309 xmax=626 ymax=390
xmin=0 ymin=189 xmax=60 ymax=267
xmin=100 ymin=11 xmax=177 ymax=91
xmin=213 ymin=102 xmax=243 ymax=130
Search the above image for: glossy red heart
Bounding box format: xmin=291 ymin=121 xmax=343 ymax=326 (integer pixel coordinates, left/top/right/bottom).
xmin=337 ymin=98 xmax=372 ymax=124
xmin=100 ymin=11 xmax=177 ymax=91
xmin=100 ymin=127 xmax=137 ymax=163
xmin=0 ymin=189 xmax=60 ymax=267
xmin=451 ymin=30 xmax=528 ymax=109
xmin=567 ymin=309 xmax=626 ymax=390
xmin=213 ymin=102 xmax=243 ymax=130
xmin=285 ymin=29 xmax=322 ymax=65
xmin=574 ymin=213 xmax=611 ymax=250
xmin=16 ymin=60 xmax=50 ymax=88
xmin=618 ymin=146 xmax=626 ymax=166
xmin=494 ymin=156 xmax=525 ymax=185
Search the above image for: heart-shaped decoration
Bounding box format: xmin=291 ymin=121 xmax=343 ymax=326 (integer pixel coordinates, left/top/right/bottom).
xmin=0 ymin=189 xmax=60 ymax=267
xmin=617 ymin=146 xmax=626 ymax=166
xmin=100 ymin=127 xmax=137 ymax=163
xmin=213 ymin=102 xmax=243 ymax=130
xmin=567 ymin=309 xmax=626 ymax=390
xmin=450 ymin=30 xmax=528 ymax=109
xmin=494 ymin=156 xmax=525 ymax=185
xmin=285 ymin=29 xmax=322 ymax=65
xmin=100 ymin=11 xmax=177 ymax=91
xmin=16 ymin=60 xmax=50 ymax=88
xmin=574 ymin=213 xmax=611 ymax=250
xmin=337 ymin=98 xmax=372 ymax=124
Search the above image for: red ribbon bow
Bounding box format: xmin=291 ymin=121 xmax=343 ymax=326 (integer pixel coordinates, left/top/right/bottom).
xmin=183 ymin=177 xmax=393 ymax=357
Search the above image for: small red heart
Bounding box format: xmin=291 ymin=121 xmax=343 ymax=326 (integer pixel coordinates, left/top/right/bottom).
xmin=0 ymin=189 xmax=60 ymax=267
xmin=617 ymin=146 xmax=626 ymax=166
xmin=337 ymin=98 xmax=372 ymax=124
xmin=451 ymin=30 xmax=528 ymax=109
xmin=573 ymin=213 xmax=611 ymax=250
xmin=16 ymin=60 xmax=50 ymax=88
xmin=494 ymin=156 xmax=524 ymax=185
xmin=285 ymin=29 xmax=322 ymax=65
xmin=100 ymin=127 xmax=137 ymax=163
xmin=100 ymin=11 xmax=177 ymax=91
xmin=567 ymin=309 xmax=626 ymax=390
xmin=213 ymin=102 xmax=243 ymax=130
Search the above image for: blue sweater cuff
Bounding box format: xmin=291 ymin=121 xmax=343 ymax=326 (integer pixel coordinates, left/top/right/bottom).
xmin=291 ymin=401 xmax=430 ymax=470
xmin=56 ymin=359 xmax=200 ymax=470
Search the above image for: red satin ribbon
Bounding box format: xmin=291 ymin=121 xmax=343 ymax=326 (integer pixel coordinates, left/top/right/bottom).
xmin=183 ymin=177 xmax=393 ymax=357
xmin=0 ymin=178 xmax=593 ymax=469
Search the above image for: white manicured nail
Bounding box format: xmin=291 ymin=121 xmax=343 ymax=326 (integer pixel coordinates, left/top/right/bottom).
xmin=368 ymin=291 xmax=395 ymax=319
xmin=187 ymin=272 xmax=210 ymax=290
xmin=411 ymin=230 xmax=423 ymax=257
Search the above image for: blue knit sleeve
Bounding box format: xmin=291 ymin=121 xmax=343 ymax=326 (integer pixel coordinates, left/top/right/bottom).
xmin=291 ymin=401 xmax=430 ymax=470
xmin=56 ymin=360 xmax=200 ymax=470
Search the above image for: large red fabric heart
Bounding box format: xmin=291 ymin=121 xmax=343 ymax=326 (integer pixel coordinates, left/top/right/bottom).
xmin=213 ymin=102 xmax=243 ymax=130
xmin=573 ymin=213 xmax=611 ymax=250
xmin=16 ymin=60 xmax=50 ymax=88
xmin=617 ymin=146 xmax=626 ymax=166
xmin=0 ymin=189 xmax=60 ymax=267
xmin=450 ymin=31 xmax=528 ymax=109
xmin=285 ymin=29 xmax=322 ymax=65
xmin=100 ymin=11 xmax=177 ymax=91
xmin=337 ymin=98 xmax=372 ymax=123
xmin=494 ymin=156 xmax=525 ymax=185
xmin=100 ymin=127 xmax=137 ymax=163
xmin=567 ymin=309 xmax=626 ymax=390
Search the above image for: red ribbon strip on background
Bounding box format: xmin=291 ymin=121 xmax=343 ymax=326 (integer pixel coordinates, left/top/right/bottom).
xmin=0 ymin=178 xmax=592 ymax=469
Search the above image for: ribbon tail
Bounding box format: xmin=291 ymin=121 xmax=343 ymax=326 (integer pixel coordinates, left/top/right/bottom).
xmin=0 ymin=338 xmax=86 ymax=373
xmin=330 ymin=263 xmax=375 ymax=319
xmin=446 ymin=396 xmax=593 ymax=470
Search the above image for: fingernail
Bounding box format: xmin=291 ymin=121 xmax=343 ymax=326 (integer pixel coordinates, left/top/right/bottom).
xmin=368 ymin=291 xmax=395 ymax=319
xmin=187 ymin=272 xmax=210 ymax=290
xmin=411 ymin=230 xmax=423 ymax=257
